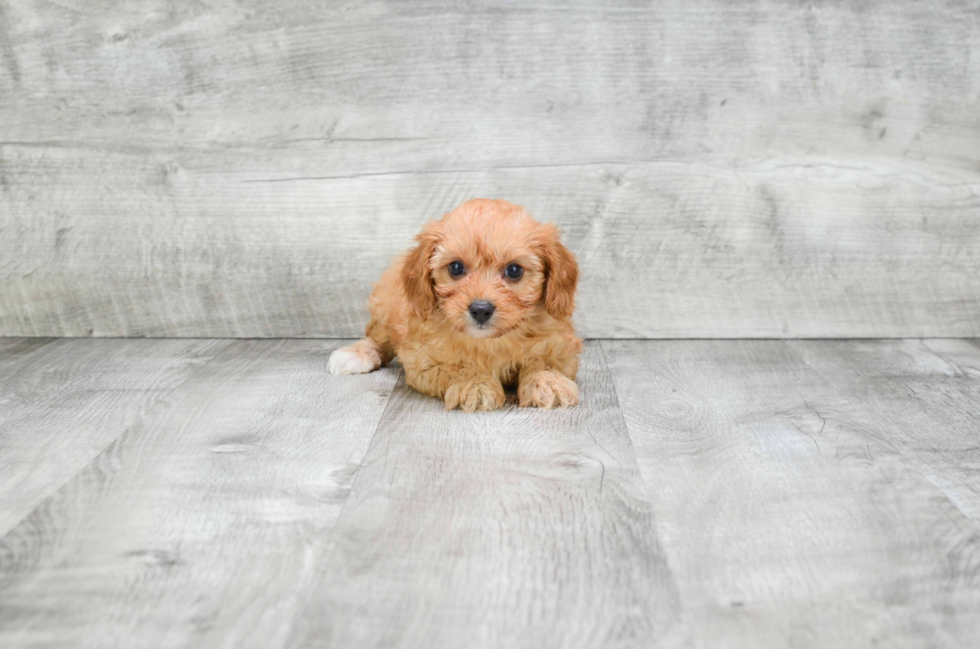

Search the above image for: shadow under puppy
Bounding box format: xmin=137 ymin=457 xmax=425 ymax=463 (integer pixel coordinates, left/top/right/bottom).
xmin=329 ymin=198 xmax=582 ymax=411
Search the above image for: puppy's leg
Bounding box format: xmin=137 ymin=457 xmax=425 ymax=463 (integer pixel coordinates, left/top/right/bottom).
xmin=517 ymin=332 xmax=581 ymax=409
xmin=404 ymin=359 xmax=504 ymax=412
xmin=444 ymin=374 xmax=506 ymax=412
xmin=518 ymin=369 xmax=579 ymax=409
xmin=328 ymin=339 xmax=384 ymax=375
xmin=517 ymin=349 xmax=580 ymax=409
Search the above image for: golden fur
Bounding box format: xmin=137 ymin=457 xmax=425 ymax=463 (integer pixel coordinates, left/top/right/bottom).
xmin=328 ymin=198 xmax=582 ymax=412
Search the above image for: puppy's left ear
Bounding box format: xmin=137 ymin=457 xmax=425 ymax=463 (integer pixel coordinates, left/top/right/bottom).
xmin=538 ymin=223 xmax=579 ymax=319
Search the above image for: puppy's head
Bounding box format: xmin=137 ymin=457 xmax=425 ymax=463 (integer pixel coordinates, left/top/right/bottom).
xmin=402 ymin=199 xmax=578 ymax=338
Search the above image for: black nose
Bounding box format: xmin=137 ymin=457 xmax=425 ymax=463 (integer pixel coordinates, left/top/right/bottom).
xmin=468 ymin=300 xmax=495 ymax=324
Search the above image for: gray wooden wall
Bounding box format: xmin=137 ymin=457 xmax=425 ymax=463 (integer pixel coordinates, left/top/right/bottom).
xmin=1 ymin=0 xmax=978 ymax=338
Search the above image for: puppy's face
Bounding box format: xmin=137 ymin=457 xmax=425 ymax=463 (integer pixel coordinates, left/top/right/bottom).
xmin=402 ymin=199 xmax=578 ymax=338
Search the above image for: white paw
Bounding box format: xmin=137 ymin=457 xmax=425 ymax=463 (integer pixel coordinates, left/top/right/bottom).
xmin=328 ymin=345 xmax=379 ymax=375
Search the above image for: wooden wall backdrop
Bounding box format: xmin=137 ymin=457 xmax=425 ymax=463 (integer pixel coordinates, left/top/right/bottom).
xmin=0 ymin=0 xmax=978 ymax=338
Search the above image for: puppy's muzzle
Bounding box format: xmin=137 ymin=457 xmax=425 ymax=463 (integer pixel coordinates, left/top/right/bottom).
xmin=468 ymin=300 xmax=495 ymax=324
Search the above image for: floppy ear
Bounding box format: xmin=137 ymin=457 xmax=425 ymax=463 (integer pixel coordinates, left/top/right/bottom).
xmin=538 ymin=223 xmax=579 ymax=319
xmin=401 ymin=223 xmax=441 ymax=318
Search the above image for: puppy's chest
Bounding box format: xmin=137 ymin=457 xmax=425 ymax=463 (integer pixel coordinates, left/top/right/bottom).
xmin=400 ymin=332 xmax=529 ymax=376
xmin=461 ymin=345 xmax=523 ymax=386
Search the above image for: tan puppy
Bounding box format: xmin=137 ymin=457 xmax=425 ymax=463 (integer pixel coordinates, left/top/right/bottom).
xmin=329 ymin=198 xmax=582 ymax=411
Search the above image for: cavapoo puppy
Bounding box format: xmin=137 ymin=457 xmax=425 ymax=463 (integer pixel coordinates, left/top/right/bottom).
xmin=328 ymin=198 xmax=582 ymax=412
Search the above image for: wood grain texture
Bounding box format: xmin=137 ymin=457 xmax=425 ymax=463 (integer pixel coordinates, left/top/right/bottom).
xmin=789 ymin=339 xmax=980 ymax=521
xmin=0 ymin=340 xmax=398 ymax=649
xmin=0 ymin=338 xmax=55 ymax=363
xmin=2 ymin=338 xmax=980 ymax=647
xmin=602 ymin=339 xmax=980 ymax=648
xmin=0 ymin=337 xmax=227 ymax=536
xmin=1 ymin=1 xmax=979 ymax=338
xmin=288 ymin=343 xmax=678 ymax=649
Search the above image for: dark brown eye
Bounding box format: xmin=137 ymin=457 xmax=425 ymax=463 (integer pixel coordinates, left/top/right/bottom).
xmin=448 ymin=261 xmax=465 ymax=277
xmin=505 ymin=263 xmax=523 ymax=280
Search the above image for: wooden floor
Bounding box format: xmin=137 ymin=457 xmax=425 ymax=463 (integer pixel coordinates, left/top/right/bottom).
xmin=1 ymin=338 xmax=978 ymax=648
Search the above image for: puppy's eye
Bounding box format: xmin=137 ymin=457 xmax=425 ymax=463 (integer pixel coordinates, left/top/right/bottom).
xmin=505 ymin=263 xmax=524 ymax=280
xmin=448 ymin=261 xmax=465 ymax=277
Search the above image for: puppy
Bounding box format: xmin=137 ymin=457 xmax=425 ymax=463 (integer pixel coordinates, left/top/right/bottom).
xmin=328 ymin=198 xmax=582 ymax=412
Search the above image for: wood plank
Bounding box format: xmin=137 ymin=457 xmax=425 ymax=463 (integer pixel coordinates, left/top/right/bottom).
xmin=603 ymin=339 xmax=980 ymax=648
xmin=1 ymin=151 xmax=977 ymax=338
xmin=0 ymin=338 xmax=227 ymax=536
xmin=1 ymin=1 xmax=977 ymax=167
xmin=788 ymin=339 xmax=980 ymax=521
xmin=287 ymin=343 xmax=678 ymax=649
xmin=0 ymin=340 xmax=398 ymax=648
xmin=1 ymin=0 xmax=978 ymax=338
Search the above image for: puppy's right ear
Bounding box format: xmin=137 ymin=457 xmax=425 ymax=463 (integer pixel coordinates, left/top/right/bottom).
xmin=537 ymin=223 xmax=579 ymax=320
xmin=401 ymin=222 xmax=440 ymax=318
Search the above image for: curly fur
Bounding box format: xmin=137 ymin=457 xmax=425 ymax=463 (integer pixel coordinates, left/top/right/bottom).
xmin=329 ymin=198 xmax=582 ymax=412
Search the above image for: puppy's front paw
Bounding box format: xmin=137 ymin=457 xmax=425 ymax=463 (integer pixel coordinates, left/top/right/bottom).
xmin=444 ymin=377 xmax=505 ymax=412
xmin=518 ymin=370 xmax=579 ymax=409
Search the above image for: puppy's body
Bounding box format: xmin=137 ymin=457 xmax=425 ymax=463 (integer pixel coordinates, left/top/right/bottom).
xmin=329 ymin=199 xmax=582 ymax=411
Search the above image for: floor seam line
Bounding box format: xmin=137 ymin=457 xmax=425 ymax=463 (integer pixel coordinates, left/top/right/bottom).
xmin=280 ymin=365 xmax=404 ymax=649
xmin=595 ymin=340 xmax=685 ymax=626
xmin=0 ymin=339 xmax=235 ymax=541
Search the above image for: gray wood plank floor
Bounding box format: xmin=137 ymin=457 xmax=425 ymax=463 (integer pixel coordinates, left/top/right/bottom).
xmin=1 ymin=338 xmax=978 ymax=648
